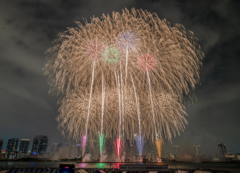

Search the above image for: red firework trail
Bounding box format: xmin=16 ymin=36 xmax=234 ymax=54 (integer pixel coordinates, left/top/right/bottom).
xmin=114 ymin=137 xmax=122 ymax=158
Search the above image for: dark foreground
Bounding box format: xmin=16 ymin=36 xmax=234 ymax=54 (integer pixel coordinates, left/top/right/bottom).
xmin=0 ymin=167 xmax=237 ymax=173
xmin=1 ymin=161 xmax=240 ymax=173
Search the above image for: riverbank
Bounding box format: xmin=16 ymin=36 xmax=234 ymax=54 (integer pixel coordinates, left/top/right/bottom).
xmin=0 ymin=167 xmax=238 ymax=173
xmin=0 ymin=161 xmax=240 ymax=171
xmin=1 ymin=158 xmax=240 ymax=164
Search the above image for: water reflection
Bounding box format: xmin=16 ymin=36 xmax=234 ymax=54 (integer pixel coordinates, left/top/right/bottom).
xmin=0 ymin=161 xmax=240 ymax=171
xmin=76 ymin=163 xmax=88 ymax=168
xmin=95 ymin=163 xmax=106 ymax=169
xmin=113 ymin=163 xmax=124 ymax=169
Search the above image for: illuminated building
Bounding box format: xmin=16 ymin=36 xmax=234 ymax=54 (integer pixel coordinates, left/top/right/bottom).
xmin=193 ymin=145 xmax=200 ymax=159
xmin=183 ymin=153 xmax=192 ymax=160
xmin=32 ymin=135 xmax=48 ymax=155
xmin=0 ymin=140 xmax=3 ymax=153
xmin=6 ymin=138 xmax=19 ymax=153
xmin=0 ymin=149 xmax=6 ymax=159
xmin=19 ymin=139 xmax=30 ymax=154
xmin=225 ymin=154 xmax=235 ymax=160
xmin=216 ymin=143 xmax=227 ymax=160
xmin=173 ymin=145 xmax=180 ymax=158
xmin=236 ymin=154 xmax=240 ymax=160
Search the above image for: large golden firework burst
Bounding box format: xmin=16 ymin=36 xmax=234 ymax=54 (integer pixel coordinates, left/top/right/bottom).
xmin=44 ymin=8 xmax=203 ymax=142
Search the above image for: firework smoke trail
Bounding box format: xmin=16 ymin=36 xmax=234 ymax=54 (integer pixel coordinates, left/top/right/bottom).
xmin=125 ymin=46 xmax=129 ymax=83
xmin=131 ymin=73 xmax=145 ymax=157
xmin=115 ymin=74 xmax=122 ymax=159
xmin=120 ymin=61 xmax=125 ymax=139
xmin=117 ymin=74 xmax=121 ymax=138
xmin=99 ymin=73 xmax=105 ymax=161
xmin=130 ymin=73 xmax=141 ymax=136
xmin=86 ymin=59 xmax=96 ymax=135
xmin=101 ymin=73 xmax=105 ymax=135
xmin=83 ymin=58 xmax=96 ymax=157
xmin=137 ymin=98 xmax=141 ymax=135
xmin=114 ymin=64 xmax=124 ymax=139
xmin=135 ymin=99 xmax=145 ymax=158
xmin=147 ymin=67 xmax=158 ymax=140
xmin=114 ymin=66 xmax=123 ymax=139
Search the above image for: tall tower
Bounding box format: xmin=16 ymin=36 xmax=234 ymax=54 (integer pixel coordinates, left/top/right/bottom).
xmin=19 ymin=139 xmax=30 ymax=154
xmin=193 ymin=145 xmax=200 ymax=159
xmin=32 ymin=135 xmax=48 ymax=155
xmin=216 ymin=143 xmax=227 ymax=159
xmin=6 ymin=138 xmax=19 ymax=153
xmin=0 ymin=140 xmax=3 ymax=153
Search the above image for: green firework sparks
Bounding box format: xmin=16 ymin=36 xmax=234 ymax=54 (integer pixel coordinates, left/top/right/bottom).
xmin=98 ymin=133 xmax=105 ymax=157
xmin=103 ymin=46 xmax=120 ymax=63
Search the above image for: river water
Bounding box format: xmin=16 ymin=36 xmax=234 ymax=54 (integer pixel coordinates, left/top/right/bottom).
xmin=0 ymin=161 xmax=240 ymax=171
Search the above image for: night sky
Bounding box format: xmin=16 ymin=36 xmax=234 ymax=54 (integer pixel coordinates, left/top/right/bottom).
xmin=0 ymin=0 xmax=240 ymax=156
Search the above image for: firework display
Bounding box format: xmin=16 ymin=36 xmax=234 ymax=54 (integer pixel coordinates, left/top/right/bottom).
xmin=114 ymin=137 xmax=122 ymax=160
xmin=98 ymin=133 xmax=105 ymax=161
xmin=44 ymin=8 xmax=203 ymax=159
xmin=103 ymin=46 xmax=121 ymax=63
xmin=155 ymin=139 xmax=163 ymax=159
xmin=137 ymin=53 xmax=156 ymax=72
xmin=81 ymin=135 xmax=87 ymax=160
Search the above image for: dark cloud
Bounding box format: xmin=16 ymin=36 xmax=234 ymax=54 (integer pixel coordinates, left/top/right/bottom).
xmin=0 ymin=0 xmax=239 ymax=156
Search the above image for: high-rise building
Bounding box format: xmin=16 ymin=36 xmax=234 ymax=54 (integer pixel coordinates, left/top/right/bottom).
xmin=32 ymin=135 xmax=48 ymax=155
xmin=19 ymin=139 xmax=30 ymax=154
xmin=173 ymin=145 xmax=180 ymax=158
xmin=0 ymin=140 xmax=3 ymax=153
xmin=236 ymin=153 xmax=240 ymax=160
xmin=6 ymin=138 xmax=19 ymax=153
xmin=193 ymin=145 xmax=200 ymax=159
xmin=216 ymin=143 xmax=227 ymax=159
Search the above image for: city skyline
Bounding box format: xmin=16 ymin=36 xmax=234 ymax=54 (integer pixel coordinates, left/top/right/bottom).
xmin=0 ymin=0 xmax=240 ymax=157
xmin=0 ymin=135 xmax=238 ymax=159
